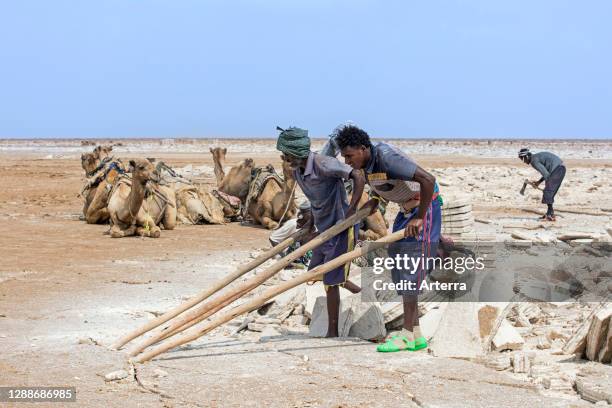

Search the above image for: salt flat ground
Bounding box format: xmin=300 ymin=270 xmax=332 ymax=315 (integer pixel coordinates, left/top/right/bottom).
xmin=0 ymin=138 xmax=610 ymax=407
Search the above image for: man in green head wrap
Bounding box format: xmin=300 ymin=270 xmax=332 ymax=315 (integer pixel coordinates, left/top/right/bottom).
xmin=276 ymin=126 xmax=311 ymax=159
xmin=276 ymin=125 xmax=367 ymax=337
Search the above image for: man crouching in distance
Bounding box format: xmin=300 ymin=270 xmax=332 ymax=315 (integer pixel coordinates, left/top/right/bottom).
xmin=335 ymin=125 xmax=442 ymax=352
xmin=276 ymin=126 xmax=367 ymax=337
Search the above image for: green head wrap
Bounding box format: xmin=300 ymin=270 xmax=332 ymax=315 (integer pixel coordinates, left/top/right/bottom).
xmin=276 ymin=126 xmax=310 ymax=158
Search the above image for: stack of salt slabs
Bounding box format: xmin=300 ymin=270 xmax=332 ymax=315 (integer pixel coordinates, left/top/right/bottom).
xmin=441 ymin=196 xmax=474 ymax=235
xmin=441 ymin=195 xmax=496 ymax=268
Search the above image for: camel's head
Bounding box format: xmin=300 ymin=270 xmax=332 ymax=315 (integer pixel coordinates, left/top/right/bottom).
xmin=97 ymin=145 xmax=113 ymax=159
xmin=237 ymin=158 xmax=254 ymax=172
xmin=81 ymin=152 xmax=99 ymax=175
xmin=210 ymin=147 xmax=227 ymax=162
xmin=280 ymin=157 xmax=294 ymax=179
xmin=128 ymin=159 xmax=161 ymax=185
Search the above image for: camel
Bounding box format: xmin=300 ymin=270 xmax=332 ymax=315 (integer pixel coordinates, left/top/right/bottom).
xmin=346 ymin=183 xmax=389 ymax=241
xmin=153 ymin=160 xmax=226 ymax=225
xmin=356 ymin=192 xmax=388 ymax=240
xmin=210 ymin=147 xmax=253 ymax=200
xmin=247 ymin=159 xmax=297 ymax=229
xmin=80 ymin=145 xmax=118 ymax=222
xmin=210 ymin=147 xmax=297 ymax=229
xmin=107 ymin=159 xmax=177 ymax=238
xmin=80 ymin=145 xmax=113 ymax=176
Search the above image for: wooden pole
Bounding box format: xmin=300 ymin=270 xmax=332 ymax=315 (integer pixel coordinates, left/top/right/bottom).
xmin=133 ymin=229 xmax=404 ymax=363
xmin=127 ymin=204 xmax=373 ymax=355
xmin=128 ymin=278 xmax=257 ymax=355
xmin=112 ymin=228 xmax=306 ymax=350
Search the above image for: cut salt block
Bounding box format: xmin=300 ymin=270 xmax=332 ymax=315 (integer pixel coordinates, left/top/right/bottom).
xmin=511 ymin=351 xmax=535 ymax=374
xmin=420 ymin=303 xmax=447 ymax=340
xmin=598 ymin=322 xmax=612 ymax=363
xmin=304 ymin=280 xmax=357 ymax=318
xmin=442 ymin=197 xmax=472 ymax=209
xmin=478 ymin=305 xmax=499 ymax=339
xmin=429 ymin=303 xmax=483 ymax=359
xmin=477 ymin=303 xmax=509 ymax=339
xmin=586 ymin=306 xmax=612 ymax=361
xmin=441 ymin=204 xmax=472 ymax=215
xmin=493 ymin=320 xmax=525 ymax=351
xmin=576 ymin=378 xmax=612 ymax=404
xmin=346 ymin=296 xmax=386 ymax=341
xmin=309 ymin=294 xmax=386 ymax=340
xmin=308 ymin=296 xmax=354 ymax=338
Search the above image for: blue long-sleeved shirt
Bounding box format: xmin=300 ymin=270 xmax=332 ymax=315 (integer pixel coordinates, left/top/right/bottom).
xmin=530 ymin=152 xmax=563 ymax=180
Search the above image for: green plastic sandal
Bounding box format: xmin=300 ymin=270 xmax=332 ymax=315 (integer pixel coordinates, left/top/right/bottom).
xmin=377 ymin=335 xmax=415 ymax=352
xmin=414 ymin=336 xmax=428 ymax=350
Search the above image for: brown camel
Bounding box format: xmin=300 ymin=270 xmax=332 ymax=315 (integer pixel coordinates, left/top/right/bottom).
xmin=80 ymin=145 xmax=116 ymax=222
xmin=210 ymin=147 xmax=253 ymax=200
xmin=107 ymin=159 xmax=177 ymax=238
xmin=210 ymin=147 xmax=297 ymax=229
xmin=81 ymin=145 xmax=113 ymax=176
xmin=248 ymin=159 xmax=297 ymax=229
xmin=351 ymin=190 xmax=388 ymax=240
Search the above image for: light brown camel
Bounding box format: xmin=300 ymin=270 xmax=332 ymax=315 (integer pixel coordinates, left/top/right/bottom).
xmin=210 ymin=147 xmax=297 ymax=229
xmin=210 ymin=147 xmax=253 ymax=200
xmin=248 ymin=159 xmax=297 ymax=229
xmin=80 ymin=145 xmax=115 ymax=222
xmin=352 ymin=190 xmax=388 ymax=240
xmin=107 ymin=159 xmax=177 ymax=238
xmin=80 ymin=145 xmax=113 ymax=176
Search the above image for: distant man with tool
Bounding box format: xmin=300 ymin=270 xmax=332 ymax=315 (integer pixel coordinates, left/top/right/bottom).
xmin=518 ymin=148 xmax=566 ymax=221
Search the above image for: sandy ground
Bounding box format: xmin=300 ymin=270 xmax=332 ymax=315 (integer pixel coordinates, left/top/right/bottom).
xmin=0 ymin=138 xmax=610 ymax=407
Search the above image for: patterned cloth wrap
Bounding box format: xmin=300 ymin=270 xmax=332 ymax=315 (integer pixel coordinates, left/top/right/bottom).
xmin=82 ymin=157 xmax=125 ymax=194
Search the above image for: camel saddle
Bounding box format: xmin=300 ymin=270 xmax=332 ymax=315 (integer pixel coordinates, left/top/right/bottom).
xmin=242 ymin=164 xmax=284 ymax=219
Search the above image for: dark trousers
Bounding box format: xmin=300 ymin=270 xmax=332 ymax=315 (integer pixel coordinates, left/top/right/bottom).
xmin=542 ymin=165 xmax=566 ymax=205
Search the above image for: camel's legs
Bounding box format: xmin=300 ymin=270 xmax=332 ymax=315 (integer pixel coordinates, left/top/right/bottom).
xmin=110 ymin=224 xmax=137 ymax=238
xmin=136 ymin=211 xmax=161 ymax=238
xmin=86 ymin=184 xmax=112 ymax=224
xmin=162 ymin=196 xmax=177 ymax=231
xmin=259 ymin=201 xmax=278 ymax=230
xmin=136 ymin=225 xmax=161 ymax=238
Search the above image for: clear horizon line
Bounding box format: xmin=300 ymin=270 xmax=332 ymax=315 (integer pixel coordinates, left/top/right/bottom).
xmin=1 ymin=135 xmax=611 ymax=141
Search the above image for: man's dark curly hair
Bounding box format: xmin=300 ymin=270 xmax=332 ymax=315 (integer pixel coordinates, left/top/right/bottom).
xmin=335 ymin=125 xmax=372 ymax=149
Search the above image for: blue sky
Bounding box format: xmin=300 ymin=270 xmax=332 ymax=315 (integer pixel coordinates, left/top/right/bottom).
xmin=0 ymin=1 xmax=610 ymax=139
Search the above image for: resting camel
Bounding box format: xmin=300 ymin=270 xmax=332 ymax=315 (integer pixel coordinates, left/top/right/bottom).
xmin=80 ymin=145 xmax=113 ymax=176
xmin=350 ymin=189 xmax=388 ymax=240
xmin=247 ymin=159 xmax=297 ymax=229
xmin=107 ymin=159 xmax=177 ymax=238
xmin=153 ymin=160 xmax=226 ymax=225
xmin=210 ymin=147 xmax=297 ymax=229
xmin=80 ymin=145 xmax=119 ymax=223
xmin=210 ymin=147 xmax=252 ymax=201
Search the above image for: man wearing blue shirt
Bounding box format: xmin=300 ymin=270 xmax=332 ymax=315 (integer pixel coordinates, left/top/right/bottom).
xmin=276 ymin=126 xmax=366 ymax=337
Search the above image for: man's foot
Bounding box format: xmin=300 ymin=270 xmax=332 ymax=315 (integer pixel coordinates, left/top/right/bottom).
xmin=545 ymin=214 xmax=556 ymax=222
xmin=376 ymin=335 xmax=415 ymax=352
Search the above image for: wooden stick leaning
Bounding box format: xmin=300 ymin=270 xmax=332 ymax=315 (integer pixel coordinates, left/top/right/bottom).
xmin=112 ymin=228 xmax=307 ymax=350
xmin=128 ymin=276 xmax=259 ymax=355
xmin=123 ymin=206 xmax=371 ymax=353
xmin=134 ymin=229 xmax=405 ymax=363
xmin=127 ymin=204 xmax=372 ymax=355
